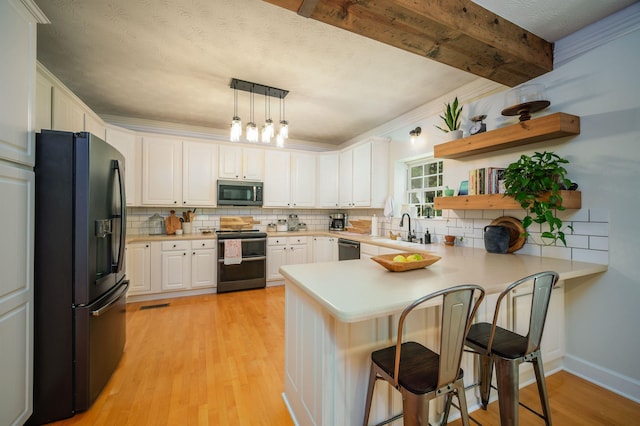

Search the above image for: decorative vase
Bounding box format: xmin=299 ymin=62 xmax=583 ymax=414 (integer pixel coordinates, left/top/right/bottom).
xmin=444 ymin=235 xmax=456 ymax=246
xmin=446 ymin=129 xmax=463 ymax=141
xmin=484 ymin=225 xmax=510 ymax=253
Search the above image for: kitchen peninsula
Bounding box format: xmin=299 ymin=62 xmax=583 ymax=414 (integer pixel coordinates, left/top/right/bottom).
xmin=279 ymin=246 xmax=607 ymax=425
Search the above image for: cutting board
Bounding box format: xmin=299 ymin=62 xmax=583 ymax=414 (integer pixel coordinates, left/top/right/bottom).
xmin=220 ymin=216 xmax=260 ymax=230
xmin=165 ymin=211 xmax=182 ymax=235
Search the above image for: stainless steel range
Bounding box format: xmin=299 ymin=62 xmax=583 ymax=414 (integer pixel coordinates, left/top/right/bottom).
xmin=216 ymin=230 xmax=267 ymax=293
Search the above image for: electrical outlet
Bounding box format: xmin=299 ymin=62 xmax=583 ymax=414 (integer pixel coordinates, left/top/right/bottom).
xmin=463 ymin=222 xmax=474 ymax=234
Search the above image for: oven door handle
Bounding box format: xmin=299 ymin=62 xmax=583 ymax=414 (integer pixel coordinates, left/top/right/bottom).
xmin=218 ymin=255 xmax=266 ymax=263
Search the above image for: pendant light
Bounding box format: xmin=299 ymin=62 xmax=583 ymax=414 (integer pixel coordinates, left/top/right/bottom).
xmin=230 ymin=87 xmax=242 ymax=142
xmin=246 ymin=89 xmax=258 ymax=142
xmin=279 ymin=93 xmax=289 ymax=140
xmin=262 ymin=92 xmax=274 ymax=143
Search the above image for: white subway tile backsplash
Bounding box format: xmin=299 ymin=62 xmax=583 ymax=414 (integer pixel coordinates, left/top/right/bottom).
xmin=589 ymin=236 xmax=609 ymax=251
xmin=558 ymin=208 xmax=588 ymax=222
xmin=541 ymin=245 xmax=572 ymax=260
xmin=572 ymin=221 xmax=609 ymax=236
xmin=572 ymin=248 xmax=609 ymax=265
xmin=589 ymin=208 xmax=609 ymax=222
xmin=564 ymin=234 xmax=589 ymax=249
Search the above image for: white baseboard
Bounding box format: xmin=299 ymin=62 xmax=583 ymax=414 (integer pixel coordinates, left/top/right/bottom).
xmin=563 ymin=354 xmax=640 ymax=403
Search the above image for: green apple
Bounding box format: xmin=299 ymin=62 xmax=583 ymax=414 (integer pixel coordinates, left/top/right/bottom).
xmin=392 ymin=255 xmax=407 ymax=262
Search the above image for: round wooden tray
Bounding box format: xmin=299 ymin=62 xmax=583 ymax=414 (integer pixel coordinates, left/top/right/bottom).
xmin=489 ymin=216 xmax=526 ymax=253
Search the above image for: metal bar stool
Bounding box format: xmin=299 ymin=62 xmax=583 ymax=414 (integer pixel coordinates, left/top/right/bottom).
xmin=454 ymin=271 xmax=559 ymax=426
xmin=363 ymin=284 xmax=485 ymax=426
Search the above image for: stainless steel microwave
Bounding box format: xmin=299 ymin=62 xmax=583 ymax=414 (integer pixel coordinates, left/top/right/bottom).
xmin=217 ymin=180 xmax=263 ymax=206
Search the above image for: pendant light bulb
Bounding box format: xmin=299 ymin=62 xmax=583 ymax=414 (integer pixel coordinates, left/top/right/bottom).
xmin=246 ymin=89 xmax=258 ymax=142
xmin=230 ymin=87 xmax=242 ymax=142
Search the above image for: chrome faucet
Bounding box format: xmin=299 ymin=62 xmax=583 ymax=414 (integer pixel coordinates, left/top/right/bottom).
xmin=399 ymin=213 xmax=415 ymax=242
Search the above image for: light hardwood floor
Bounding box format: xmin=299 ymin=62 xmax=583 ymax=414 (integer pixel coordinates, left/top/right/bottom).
xmin=48 ymin=286 xmax=639 ymax=425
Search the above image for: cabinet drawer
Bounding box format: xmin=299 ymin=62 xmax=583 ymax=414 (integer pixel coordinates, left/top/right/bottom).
xmin=191 ymin=239 xmax=216 ymax=250
xmin=288 ymin=236 xmax=308 ymax=245
xmin=161 ymin=241 xmax=190 ymax=251
xmin=268 ymin=237 xmax=287 ymax=246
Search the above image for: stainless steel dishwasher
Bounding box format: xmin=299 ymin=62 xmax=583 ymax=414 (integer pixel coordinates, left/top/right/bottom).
xmin=338 ymin=238 xmax=360 ymax=260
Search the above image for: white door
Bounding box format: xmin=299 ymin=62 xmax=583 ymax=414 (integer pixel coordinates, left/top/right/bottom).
xmin=191 ymin=249 xmax=216 ymax=288
xmin=291 ymin=153 xmax=316 ymax=208
xmin=264 ymin=150 xmax=291 ymax=207
xmin=183 ymin=141 xmax=217 ymax=206
xmin=267 ymin=244 xmax=287 ymax=281
xmin=218 ymin=145 xmax=242 ymax=179
xmin=105 ymin=126 xmax=140 ymax=206
xmin=352 ymin=142 xmax=371 ymax=207
xmin=242 ymin=147 xmax=265 ymax=181
xmin=288 ymin=244 xmax=308 ymax=266
xmin=161 ymin=251 xmax=190 ymax=291
xmin=316 ymin=153 xmax=339 ymax=208
xmin=338 ymin=149 xmax=353 ymax=207
xmin=126 ymin=243 xmax=151 ymax=295
xmin=142 ymin=136 xmax=182 ymax=206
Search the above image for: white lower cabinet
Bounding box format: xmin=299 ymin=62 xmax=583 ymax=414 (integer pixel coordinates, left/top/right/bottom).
xmin=312 ymin=236 xmax=338 ymax=262
xmin=126 ymin=242 xmax=151 ymax=295
xmin=267 ymin=236 xmax=309 ymax=281
xmin=190 ymin=240 xmax=217 ymax=288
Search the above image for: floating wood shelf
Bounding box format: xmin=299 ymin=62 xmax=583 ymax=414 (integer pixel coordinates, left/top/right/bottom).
xmin=434 ymin=112 xmax=580 ymax=159
xmin=434 ymin=190 xmax=581 ymax=210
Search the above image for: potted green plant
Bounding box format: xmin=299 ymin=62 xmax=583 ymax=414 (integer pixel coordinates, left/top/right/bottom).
xmin=503 ymin=151 xmax=574 ymax=245
xmin=435 ymin=97 xmax=463 ymax=139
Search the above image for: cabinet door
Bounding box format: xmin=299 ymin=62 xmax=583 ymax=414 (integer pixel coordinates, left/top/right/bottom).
xmin=52 ymin=87 xmax=84 ymax=133
xmin=243 ymin=147 xmax=265 ymax=181
xmin=317 ymin=153 xmax=339 ymax=208
xmin=84 ymin=112 xmax=106 ymax=140
xmin=267 ymin=245 xmax=287 ymax=280
xmin=352 ymin=142 xmax=371 ymax=206
xmin=218 ymin=145 xmax=242 ymax=179
xmin=370 ymin=139 xmax=390 ymax=208
xmin=191 ymin=248 xmax=216 ymax=288
xmin=161 ymin=250 xmax=190 ymax=291
xmin=291 ymin=153 xmax=316 ymax=207
xmin=0 ymin=162 xmax=34 ymax=425
xmin=312 ymin=237 xmax=338 ymax=263
xmin=105 ymin=126 xmax=140 ymax=206
xmin=288 ymin=244 xmax=308 ymax=266
xmin=35 ymin=71 xmax=52 ymax=133
xmin=0 ymin=0 xmax=38 ymax=166
xmin=264 ymin=150 xmax=291 ymax=207
xmin=183 ymin=141 xmax=217 ymax=206
xmin=142 ymin=136 xmax=182 ymax=206
xmin=338 ymin=149 xmax=353 ymax=207
xmin=126 ymin=243 xmax=151 ymax=295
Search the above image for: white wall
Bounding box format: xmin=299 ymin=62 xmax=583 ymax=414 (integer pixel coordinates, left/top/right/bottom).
xmin=381 ymin=14 xmax=640 ymax=400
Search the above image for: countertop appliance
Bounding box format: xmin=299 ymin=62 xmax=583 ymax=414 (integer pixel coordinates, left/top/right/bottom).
xmin=329 ymin=213 xmax=347 ymax=231
xmin=216 ymin=230 xmax=267 ymax=293
xmin=217 ymin=179 xmax=263 ymax=206
xmin=30 ymin=130 xmax=129 ymax=424
xmin=338 ymin=238 xmax=361 ymax=260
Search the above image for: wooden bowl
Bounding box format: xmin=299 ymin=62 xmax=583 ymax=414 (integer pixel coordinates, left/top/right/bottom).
xmin=371 ymin=253 xmax=441 ymax=272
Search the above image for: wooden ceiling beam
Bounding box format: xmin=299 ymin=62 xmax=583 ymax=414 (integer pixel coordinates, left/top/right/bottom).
xmin=263 ymin=0 xmax=554 ymax=87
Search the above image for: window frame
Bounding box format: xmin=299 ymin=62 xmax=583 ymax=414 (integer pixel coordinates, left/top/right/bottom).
xmin=406 ymin=157 xmax=444 ymax=217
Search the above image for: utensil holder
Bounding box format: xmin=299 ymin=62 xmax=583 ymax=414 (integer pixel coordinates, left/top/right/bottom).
xmin=484 ymin=225 xmax=510 ymax=253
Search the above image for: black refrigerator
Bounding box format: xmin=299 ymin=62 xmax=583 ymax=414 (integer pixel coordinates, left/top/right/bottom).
xmin=29 ymin=130 xmax=129 ymax=425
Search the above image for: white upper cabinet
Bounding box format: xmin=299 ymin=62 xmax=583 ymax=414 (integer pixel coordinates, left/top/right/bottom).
xmin=339 ymin=142 xmax=371 ymax=207
xmin=263 ymin=150 xmax=291 ymax=207
xmin=105 ymin=126 xmax=141 ymax=206
xmin=290 ymin=152 xmax=316 ymax=208
xmin=35 ymin=71 xmax=52 ymax=133
xmin=264 ymin=150 xmax=316 ymax=208
xmin=218 ymin=145 xmax=264 ymax=181
xmin=51 ymin=86 xmax=84 ymax=133
xmin=182 ymin=141 xmax=217 ymax=206
xmin=142 ymin=136 xmax=183 ymax=206
xmin=84 ymin=111 xmax=106 ymax=140
xmin=142 ymin=136 xmax=217 ymax=207
xmin=316 ymin=153 xmax=339 ymax=208
xmin=369 ymin=138 xmax=390 ymax=208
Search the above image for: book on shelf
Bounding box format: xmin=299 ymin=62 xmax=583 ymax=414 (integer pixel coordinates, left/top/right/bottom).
xmin=468 ymin=167 xmax=506 ymax=195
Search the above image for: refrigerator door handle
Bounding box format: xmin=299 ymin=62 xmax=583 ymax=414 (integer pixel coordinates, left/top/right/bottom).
xmin=91 ymin=281 xmax=129 ymax=317
xmin=113 ymin=159 xmax=127 ymax=273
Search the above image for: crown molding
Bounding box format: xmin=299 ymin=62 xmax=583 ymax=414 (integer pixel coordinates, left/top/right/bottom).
xmin=554 ymin=2 xmax=640 ymax=67
xmin=17 ymin=0 xmax=49 ymax=23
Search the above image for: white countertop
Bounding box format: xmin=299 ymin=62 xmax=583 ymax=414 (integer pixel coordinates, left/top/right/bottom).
xmin=280 ymin=245 xmax=608 ymax=323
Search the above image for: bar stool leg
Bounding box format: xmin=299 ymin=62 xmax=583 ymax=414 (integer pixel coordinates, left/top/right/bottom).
xmin=479 ymin=353 xmax=494 ymax=409
xmin=531 ymin=354 xmax=552 ymax=425
xmin=494 ymin=356 xmax=520 ymax=426
xmin=402 ymin=391 xmax=428 ymax=426
xmin=363 ymin=364 xmax=377 ymax=426
xmin=455 ymin=379 xmax=471 ymax=426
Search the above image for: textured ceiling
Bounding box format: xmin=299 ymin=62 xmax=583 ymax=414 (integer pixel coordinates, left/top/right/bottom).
xmin=34 ymin=0 xmax=635 ymax=146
